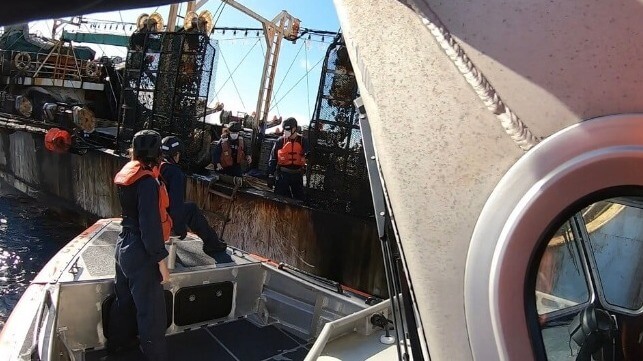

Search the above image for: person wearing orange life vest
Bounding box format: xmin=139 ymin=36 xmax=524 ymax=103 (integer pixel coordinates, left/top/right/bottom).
xmin=268 ymin=117 xmax=310 ymax=200
xmin=211 ymin=121 xmax=251 ymax=177
xmin=108 ymin=130 xmax=169 ymax=361
xmin=160 ymin=136 xmax=228 ymax=259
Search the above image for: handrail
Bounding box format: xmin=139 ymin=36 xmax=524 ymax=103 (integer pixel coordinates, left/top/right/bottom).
xmin=26 ymin=289 xmax=53 ymax=361
xmin=1 ymin=49 xmax=100 ymax=81
xmin=304 ymin=299 xmax=391 ymax=361
xmin=278 ymin=262 xmax=343 ymax=294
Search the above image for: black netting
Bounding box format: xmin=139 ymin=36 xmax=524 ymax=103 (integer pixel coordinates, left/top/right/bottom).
xmin=118 ymin=32 xmax=217 ymax=168
xmin=306 ymin=35 xmax=372 ymax=218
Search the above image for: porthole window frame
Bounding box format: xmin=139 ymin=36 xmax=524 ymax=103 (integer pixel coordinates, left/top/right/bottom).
xmin=465 ymin=114 xmax=643 ymax=360
xmin=576 ymin=198 xmax=643 ymax=315
xmin=533 ymin=217 xmax=596 ymax=321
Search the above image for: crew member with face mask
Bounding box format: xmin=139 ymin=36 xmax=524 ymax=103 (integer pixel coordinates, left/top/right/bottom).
xmin=267 ymin=117 xmax=310 ymax=200
xmin=211 ymin=121 xmax=251 ymax=177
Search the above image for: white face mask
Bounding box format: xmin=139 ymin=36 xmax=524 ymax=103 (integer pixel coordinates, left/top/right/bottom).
xmin=230 ymin=133 xmax=239 ymax=140
xmin=283 ymin=130 xmax=292 ymax=138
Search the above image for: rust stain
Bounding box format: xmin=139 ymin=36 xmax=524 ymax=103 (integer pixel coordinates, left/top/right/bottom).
xmin=186 ymin=177 xmax=386 ymax=295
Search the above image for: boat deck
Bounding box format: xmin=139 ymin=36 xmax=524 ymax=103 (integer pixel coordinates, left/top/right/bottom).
xmin=70 ymin=220 xmax=256 ymax=283
xmin=43 ymin=220 xmax=392 ymax=361
xmin=83 ymin=318 xmax=311 ymax=361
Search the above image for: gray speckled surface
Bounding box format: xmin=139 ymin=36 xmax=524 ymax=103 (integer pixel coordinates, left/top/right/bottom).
xmin=335 ymin=0 xmax=643 ymax=358
xmin=335 ymin=0 xmax=522 ymax=360
xmin=410 ymin=0 xmax=643 ymax=138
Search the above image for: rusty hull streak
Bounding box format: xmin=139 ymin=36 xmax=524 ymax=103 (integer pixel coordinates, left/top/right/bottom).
xmin=186 ymin=177 xmax=386 ymax=295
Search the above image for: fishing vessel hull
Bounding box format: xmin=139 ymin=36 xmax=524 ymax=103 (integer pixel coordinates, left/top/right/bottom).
xmin=0 ymin=125 xmax=385 ymax=295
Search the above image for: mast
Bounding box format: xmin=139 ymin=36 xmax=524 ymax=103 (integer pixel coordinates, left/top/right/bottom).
xmin=167 ymin=1 xmax=207 ymax=31
xmin=167 ymin=4 xmax=180 ymax=32
xmin=220 ymin=0 xmax=299 ymax=129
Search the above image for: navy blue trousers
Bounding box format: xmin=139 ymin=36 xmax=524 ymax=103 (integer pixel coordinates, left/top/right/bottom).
xmin=220 ymin=164 xmax=243 ymax=177
xmin=108 ymin=239 xmax=168 ymax=361
xmin=181 ymin=202 xmax=224 ymax=251
xmin=275 ymin=172 xmax=304 ymax=200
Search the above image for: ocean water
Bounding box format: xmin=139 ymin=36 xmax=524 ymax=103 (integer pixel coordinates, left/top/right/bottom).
xmin=0 ymin=189 xmax=84 ymax=331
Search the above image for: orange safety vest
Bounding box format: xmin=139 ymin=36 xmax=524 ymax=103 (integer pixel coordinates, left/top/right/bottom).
xmin=277 ymin=136 xmax=306 ymax=167
xmin=220 ymin=138 xmax=246 ymax=168
xmin=114 ymin=160 xmax=173 ymax=242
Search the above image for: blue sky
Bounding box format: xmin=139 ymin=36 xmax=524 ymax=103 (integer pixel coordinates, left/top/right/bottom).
xmin=29 ymin=1 xmax=340 ymax=125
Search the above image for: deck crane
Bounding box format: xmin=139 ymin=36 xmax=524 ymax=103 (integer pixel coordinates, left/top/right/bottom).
xmin=220 ymin=0 xmax=300 ymax=168
xmin=220 ymin=0 xmax=300 ymax=131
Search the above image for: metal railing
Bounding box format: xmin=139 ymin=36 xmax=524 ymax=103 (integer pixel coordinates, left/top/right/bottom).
xmin=1 ymin=49 xmax=102 ymax=81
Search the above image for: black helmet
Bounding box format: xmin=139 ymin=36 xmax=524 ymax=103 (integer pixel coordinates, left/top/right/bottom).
xmin=132 ymin=130 xmax=161 ymax=160
xmin=161 ymin=135 xmax=184 ymax=157
xmin=227 ymin=121 xmax=242 ymax=132
xmin=283 ymin=117 xmax=297 ymax=131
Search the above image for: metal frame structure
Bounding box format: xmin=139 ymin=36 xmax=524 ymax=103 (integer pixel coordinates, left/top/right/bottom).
xmin=221 ymin=0 xmax=299 ymax=129
xmin=220 ymin=0 xmax=300 ymax=168
xmin=117 ymin=30 xmax=216 ymax=165
xmin=305 ymin=34 xmax=372 ymax=217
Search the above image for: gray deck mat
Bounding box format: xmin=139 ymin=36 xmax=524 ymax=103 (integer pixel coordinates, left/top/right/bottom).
xmin=80 ymin=225 xmax=238 ymax=279
xmin=84 ymin=319 xmax=310 ymax=361
xmin=81 ymin=244 xmax=116 ymax=278
xmin=174 ymin=240 xmax=234 ymax=267
xmin=209 ymin=319 xmax=306 ymax=361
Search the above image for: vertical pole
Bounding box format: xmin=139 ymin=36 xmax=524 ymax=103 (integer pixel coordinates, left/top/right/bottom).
xmin=167 ymin=4 xmax=179 ymax=32
xmin=254 ymin=23 xmax=273 ymax=129
xmin=187 ymin=1 xmax=197 ymax=14
xmin=259 ymin=16 xmax=285 ymax=125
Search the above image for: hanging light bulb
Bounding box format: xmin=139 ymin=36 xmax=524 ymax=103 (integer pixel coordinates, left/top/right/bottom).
xmin=233 ymin=30 xmax=237 ymax=35
xmin=308 ymin=34 xmax=311 ymax=40
xmin=256 ymin=31 xmax=260 ymax=36
xmin=244 ymin=30 xmax=248 ymax=36
xmin=222 ymin=29 xmax=226 ymax=34
xmin=322 ymin=36 xmax=325 ymax=42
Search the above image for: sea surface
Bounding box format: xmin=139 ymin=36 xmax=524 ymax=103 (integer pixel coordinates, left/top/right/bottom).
xmin=0 ymin=187 xmax=84 ymax=331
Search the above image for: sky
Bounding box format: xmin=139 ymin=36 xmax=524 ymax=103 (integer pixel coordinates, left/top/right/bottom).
xmin=27 ymin=0 xmax=340 ymax=125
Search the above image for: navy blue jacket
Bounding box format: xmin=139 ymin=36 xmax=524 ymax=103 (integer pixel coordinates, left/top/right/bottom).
xmin=118 ymin=176 xmax=169 ymax=266
xmin=160 ymin=160 xmax=188 ymax=237
xmin=268 ymin=134 xmax=310 ymax=175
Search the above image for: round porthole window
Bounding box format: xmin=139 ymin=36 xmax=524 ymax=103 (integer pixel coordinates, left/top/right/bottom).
xmin=465 ymin=114 xmax=643 ymax=361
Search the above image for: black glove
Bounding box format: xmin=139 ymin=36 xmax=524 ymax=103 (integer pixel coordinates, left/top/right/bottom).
xmin=267 ymin=175 xmax=275 ymax=189
xmin=173 ymin=227 xmax=187 ymax=240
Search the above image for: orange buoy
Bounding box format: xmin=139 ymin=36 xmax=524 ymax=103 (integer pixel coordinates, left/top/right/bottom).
xmin=44 ymin=128 xmax=72 ymax=153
